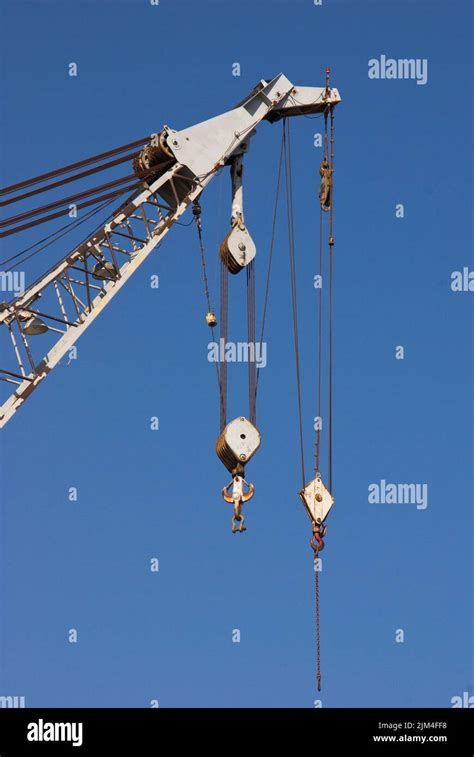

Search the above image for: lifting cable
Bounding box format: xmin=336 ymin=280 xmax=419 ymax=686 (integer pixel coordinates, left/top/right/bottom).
xmin=284 ymin=118 xmax=306 ymax=488
xmin=193 ymin=153 xmax=262 ymax=516
xmin=192 ymin=202 xmax=223 ymax=415
xmin=255 ymin=125 xmax=285 ymax=399
xmin=247 ymin=260 xmax=256 ymax=425
xmin=284 ymin=94 xmax=336 ymax=692
xmin=283 ymin=117 xmax=319 ymax=687
xmin=216 ymin=194 xmax=257 ymax=432
xmin=193 ymin=129 xmax=285 ymax=442
xmin=327 ymin=104 xmax=335 ymax=493
xmin=219 ymin=236 xmax=229 ymax=432
xmin=314 ymin=120 xmax=325 ymax=476
xmin=213 ymin=151 xmax=261 ymax=533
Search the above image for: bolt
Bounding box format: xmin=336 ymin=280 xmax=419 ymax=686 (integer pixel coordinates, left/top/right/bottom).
xmin=238 ymin=243 xmax=246 ymax=251
xmin=240 ymin=454 xmax=247 ymax=461
xmin=315 ymin=493 xmax=323 ymax=502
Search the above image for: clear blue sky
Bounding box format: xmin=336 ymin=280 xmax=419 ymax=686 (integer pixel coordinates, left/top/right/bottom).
xmin=0 ymin=0 xmax=472 ymax=707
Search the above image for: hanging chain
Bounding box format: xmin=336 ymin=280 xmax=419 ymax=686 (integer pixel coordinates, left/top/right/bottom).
xmin=314 ymin=551 xmax=322 ymax=691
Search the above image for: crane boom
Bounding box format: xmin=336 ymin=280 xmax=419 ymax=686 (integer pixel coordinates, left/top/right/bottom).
xmin=0 ymin=73 xmax=341 ymax=427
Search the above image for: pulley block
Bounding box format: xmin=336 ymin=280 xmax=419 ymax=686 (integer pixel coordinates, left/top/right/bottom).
xmin=219 ymin=225 xmax=256 ymax=274
xmin=92 ymin=260 xmax=118 ymax=281
xmin=299 ymin=474 xmax=334 ymax=528
xmin=216 ymin=416 xmax=261 ymax=472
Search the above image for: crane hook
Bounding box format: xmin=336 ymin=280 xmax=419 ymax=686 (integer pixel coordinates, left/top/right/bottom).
xmin=222 ymin=475 xmax=254 ymax=533
xmin=310 ymin=522 xmax=327 ymax=553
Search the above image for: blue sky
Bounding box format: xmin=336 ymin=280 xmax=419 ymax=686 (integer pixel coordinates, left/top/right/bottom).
xmin=0 ymin=0 xmax=472 ymax=707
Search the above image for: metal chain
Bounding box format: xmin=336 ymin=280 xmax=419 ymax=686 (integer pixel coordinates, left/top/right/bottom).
xmin=315 ymin=551 xmax=322 ymax=691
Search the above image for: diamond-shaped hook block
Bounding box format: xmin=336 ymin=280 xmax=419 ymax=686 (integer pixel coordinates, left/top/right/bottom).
xmin=299 ymin=475 xmax=334 ymax=526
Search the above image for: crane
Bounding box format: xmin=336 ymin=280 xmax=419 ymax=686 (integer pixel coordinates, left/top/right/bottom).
xmin=0 ymin=71 xmax=341 ymax=690
xmin=0 ymin=73 xmax=340 ymax=428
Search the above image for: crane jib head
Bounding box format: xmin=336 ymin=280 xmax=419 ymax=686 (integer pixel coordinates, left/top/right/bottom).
xmin=159 ymin=74 xmax=341 ymax=180
xmin=265 ymin=84 xmax=341 ymax=122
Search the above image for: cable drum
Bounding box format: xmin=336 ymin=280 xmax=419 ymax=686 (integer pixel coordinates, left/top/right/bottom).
xmin=132 ymin=131 xmax=174 ymax=179
xmin=216 ymin=416 xmax=261 ymax=472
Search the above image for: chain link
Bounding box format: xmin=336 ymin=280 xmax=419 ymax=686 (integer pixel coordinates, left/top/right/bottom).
xmin=315 ymin=552 xmax=321 ymax=692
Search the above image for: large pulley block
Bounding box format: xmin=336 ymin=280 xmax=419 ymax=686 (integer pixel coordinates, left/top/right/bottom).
xmin=216 ymin=416 xmax=261 ymax=473
xmin=219 ymin=224 xmax=256 ymax=274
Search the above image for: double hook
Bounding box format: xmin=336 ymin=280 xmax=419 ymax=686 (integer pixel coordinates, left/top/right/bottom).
xmin=222 ymin=475 xmax=254 ymax=533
